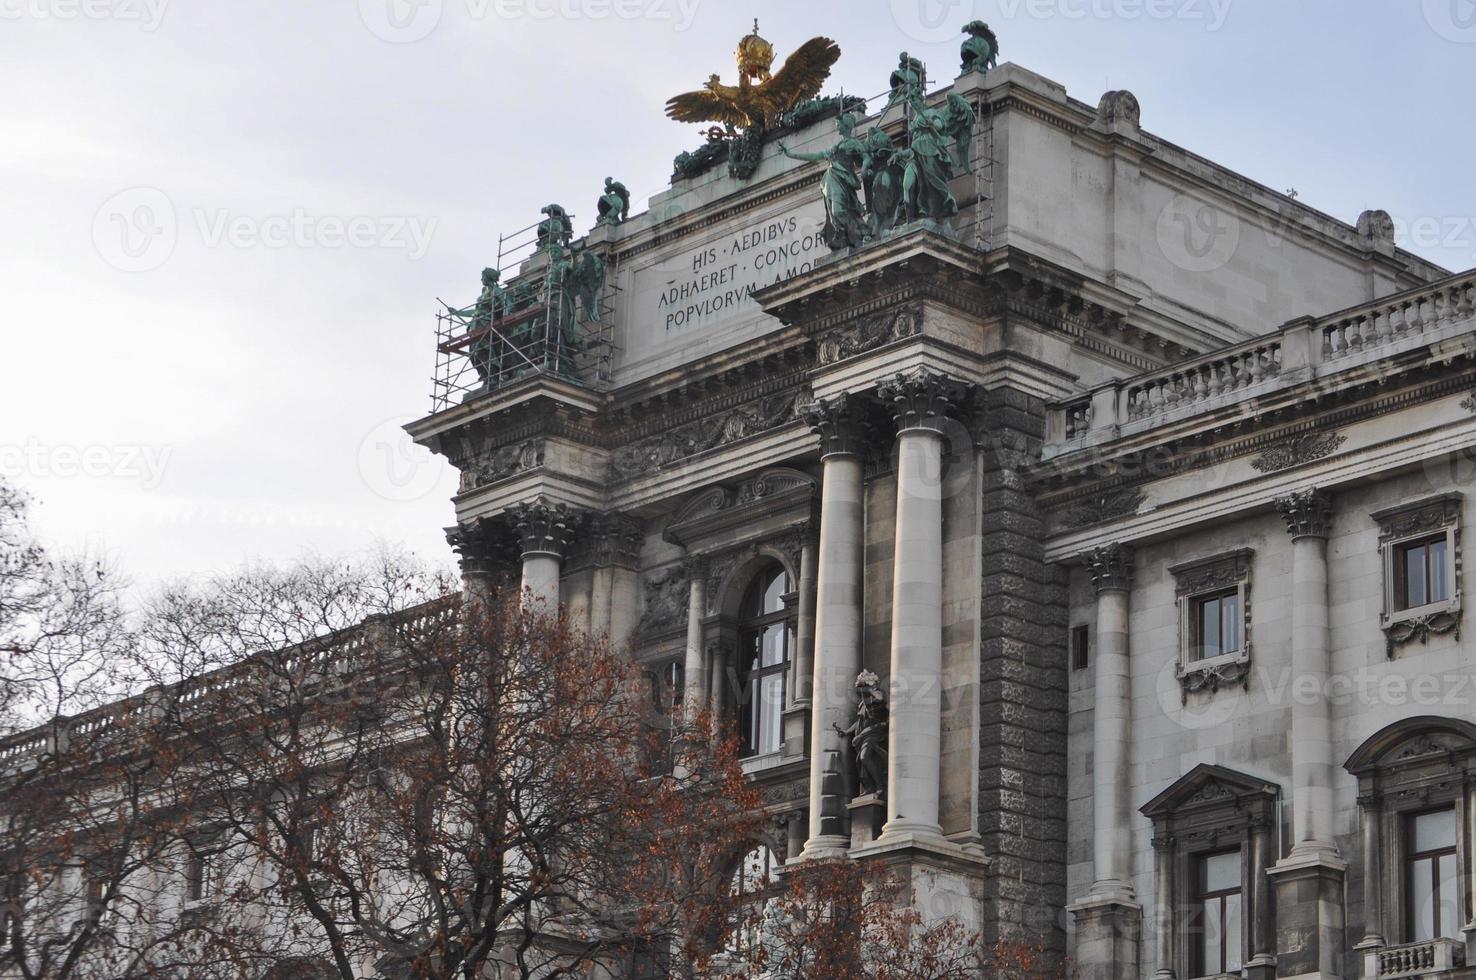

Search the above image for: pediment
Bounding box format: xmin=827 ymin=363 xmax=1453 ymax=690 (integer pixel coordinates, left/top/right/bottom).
xmin=1345 ymin=716 xmax=1476 ymax=777
xmin=1140 ymin=763 xmax=1278 ymax=819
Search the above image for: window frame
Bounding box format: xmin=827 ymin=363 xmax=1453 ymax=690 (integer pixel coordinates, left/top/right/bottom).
xmin=1190 ymin=848 xmax=1246 ymax=977
xmin=1170 ymin=549 xmax=1253 ymax=700
xmin=1403 ymin=806 xmax=1461 ymax=943
xmin=735 ymin=566 xmax=794 ymax=759
xmin=1373 ymin=493 xmax=1463 ymax=656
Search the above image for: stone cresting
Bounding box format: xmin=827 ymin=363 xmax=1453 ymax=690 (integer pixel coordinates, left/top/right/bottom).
xmin=1250 ymin=431 xmax=1347 ymax=473
xmin=976 ymin=388 xmax=1069 ymax=953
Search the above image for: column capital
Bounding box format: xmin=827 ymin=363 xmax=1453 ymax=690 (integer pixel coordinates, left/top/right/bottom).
xmin=587 ymin=512 xmax=644 ymax=569
xmin=1085 ymin=544 xmax=1135 ymax=594
xmin=800 ymin=392 xmax=876 ymax=459
xmin=876 ymin=368 xmax=972 ymax=431
xmin=445 ymin=517 xmax=516 ymax=580
xmin=1276 ymin=488 xmax=1334 ymax=539
xmin=508 ymin=497 xmax=587 ymax=559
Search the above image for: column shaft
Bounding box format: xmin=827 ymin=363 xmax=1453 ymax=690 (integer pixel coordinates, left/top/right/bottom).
xmin=1093 ymin=586 xmax=1133 ymax=894
xmin=521 ymin=553 xmax=561 ymax=609
xmin=793 ymin=537 xmax=818 ymax=705
xmin=683 ymin=575 xmax=707 ymax=722
xmin=1359 ymin=799 xmax=1384 ymax=947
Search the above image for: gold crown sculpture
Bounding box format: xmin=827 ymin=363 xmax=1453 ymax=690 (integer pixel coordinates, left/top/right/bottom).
xmin=666 ymin=20 xmax=840 ymax=132
xmin=735 ymin=20 xmax=775 ymax=82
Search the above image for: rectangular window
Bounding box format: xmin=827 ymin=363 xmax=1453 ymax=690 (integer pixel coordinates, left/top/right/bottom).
xmin=1396 ymin=536 xmax=1450 ymax=611
xmin=1071 ymin=625 xmax=1090 ymax=671
xmin=186 ymin=847 xmax=225 ymax=903
xmin=1192 ymin=590 xmax=1241 ymax=661
xmin=1191 ymin=850 xmax=1243 ymax=976
xmin=1406 ymin=807 xmax=1460 ymax=942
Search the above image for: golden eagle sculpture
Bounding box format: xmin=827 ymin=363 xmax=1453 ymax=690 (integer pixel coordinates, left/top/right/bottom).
xmin=665 ymin=21 xmax=841 ymax=132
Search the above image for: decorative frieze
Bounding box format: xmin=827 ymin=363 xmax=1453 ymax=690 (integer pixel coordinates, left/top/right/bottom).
xmin=609 ymin=390 xmax=804 ymax=480
xmin=800 ymin=392 xmax=875 ymax=459
xmin=814 ymin=306 xmax=921 ymax=365
xmin=634 ymin=564 xmax=689 ymax=638
xmin=1060 ymin=488 xmax=1144 ymax=529
xmin=458 ymin=438 xmax=545 ymax=493
xmin=1275 ymin=488 xmax=1334 ymax=539
xmin=875 ymin=368 xmax=971 ymax=430
xmin=1250 ymin=431 xmax=1346 ymax=473
xmin=508 ymin=498 xmax=586 ymax=558
xmin=1085 ymin=545 xmax=1134 ymax=594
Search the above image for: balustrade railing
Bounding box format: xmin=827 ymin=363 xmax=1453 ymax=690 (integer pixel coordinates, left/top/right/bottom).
xmin=1373 ymin=938 xmax=1465 ymax=978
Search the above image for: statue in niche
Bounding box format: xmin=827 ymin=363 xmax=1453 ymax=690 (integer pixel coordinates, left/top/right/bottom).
xmin=887 ymin=52 xmax=926 ymax=106
xmin=595 ymin=177 xmax=630 ymax=227
xmin=778 ymin=113 xmax=868 ymax=251
xmin=834 ymin=670 xmax=888 ymax=799
xmin=959 ymin=20 xmax=999 ymax=77
xmin=861 ymin=126 xmax=904 ymax=238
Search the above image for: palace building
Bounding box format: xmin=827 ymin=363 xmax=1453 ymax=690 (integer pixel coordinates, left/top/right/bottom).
xmin=406 ymin=21 xmax=1476 ymax=980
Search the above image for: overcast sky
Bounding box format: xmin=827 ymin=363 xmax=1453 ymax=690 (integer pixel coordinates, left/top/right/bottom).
xmin=2 ymin=0 xmax=1473 ymax=593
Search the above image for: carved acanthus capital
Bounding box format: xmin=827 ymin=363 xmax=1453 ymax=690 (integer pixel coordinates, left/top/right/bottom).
xmin=876 ymin=368 xmax=971 ymax=431
xmin=446 ymin=517 xmax=516 ymax=580
xmin=800 ymin=392 xmax=875 ymax=459
xmin=1085 ymin=544 xmax=1135 ymax=595
xmin=588 ymin=513 xmax=644 ymax=569
xmin=1276 ymin=489 xmax=1334 ymax=540
xmin=509 ymin=498 xmax=587 ymax=559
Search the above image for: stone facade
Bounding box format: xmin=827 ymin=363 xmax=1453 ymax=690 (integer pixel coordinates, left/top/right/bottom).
xmin=403 ymin=53 xmax=1473 ymax=980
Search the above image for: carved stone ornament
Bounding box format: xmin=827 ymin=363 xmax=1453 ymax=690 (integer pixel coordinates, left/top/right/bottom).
xmin=875 ymin=368 xmax=971 ymax=430
xmin=1275 ymin=488 xmax=1334 ymax=539
xmin=1177 ymin=657 xmax=1250 ymax=701
xmin=700 ymin=526 xmax=810 ymax=616
xmin=1250 ymin=431 xmax=1346 ymax=474
xmin=799 ymin=392 xmax=875 ymax=459
xmin=1386 ymin=611 xmax=1461 ymax=652
xmin=1171 ymin=549 xmax=1252 ymax=599
xmin=610 ymin=390 xmax=804 ymax=480
xmin=815 ymin=307 xmax=921 ymax=365
xmin=1060 ymin=488 xmax=1144 ymax=529
xmin=508 ymin=498 xmax=586 ymax=559
xmin=1096 ymin=89 xmax=1140 ymax=128
xmin=1085 ymin=544 xmax=1134 ymax=594
xmin=586 ymin=513 xmax=644 ymax=570
xmin=635 ymin=564 xmax=689 ymax=638
xmin=445 ymin=517 xmax=517 ymax=579
xmin=459 ymin=439 xmax=544 ymax=493
xmin=1461 ymin=391 xmax=1476 ymax=415
xmin=1373 ymin=494 xmax=1462 ymax=543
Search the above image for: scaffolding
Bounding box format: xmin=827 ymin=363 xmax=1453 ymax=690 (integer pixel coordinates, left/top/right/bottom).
xmin=430 ymin=216 xmax=621 ymax=413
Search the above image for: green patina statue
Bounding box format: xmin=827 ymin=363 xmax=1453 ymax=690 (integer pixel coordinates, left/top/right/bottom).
xmin=944 ymin=91 xmax=977 ymax=171
xmin=778 ymin=113 xmax=868 ymax=251
xmin=447 ymin=267 xmax=512 ymax=384
xmin=861 ymin=126 xmax=904 ymax=238
xmin=536 ymin=203 xmax=573 ymax=253
xmin=595 ymin=178 xmax=630 ymax=227
xmin=960 ymin=20 xmax=1000 ymax=77
xmin=887 ymin=52 xmax=925 ymax=107
xmin=899 ymin=95 xmax=959 ymax=223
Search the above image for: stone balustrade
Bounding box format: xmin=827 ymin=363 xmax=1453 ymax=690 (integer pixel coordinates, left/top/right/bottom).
xmin=1044 ymin=270 xmax=1476 ymax=457
xmin=1369 ymin=938 xmax=1465 ymax=979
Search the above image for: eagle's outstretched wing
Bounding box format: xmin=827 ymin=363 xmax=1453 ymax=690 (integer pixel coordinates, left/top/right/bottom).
xmin=665 ymin=79 xmax=750 ymax=128
xmin=758 ymin=37 xmax=841 ymax=120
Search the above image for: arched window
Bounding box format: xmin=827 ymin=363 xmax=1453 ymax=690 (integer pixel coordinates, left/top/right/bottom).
xmin=737 ymin=565 xmax=793 ymax=758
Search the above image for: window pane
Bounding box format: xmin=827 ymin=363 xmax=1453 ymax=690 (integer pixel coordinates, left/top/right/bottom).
xmin=1222 ymin=593 xmax=1241 ymax=654
xmin=1199 ymin=596 xmax=1221 ymax=659
xmin=757 ymin=674 xmax=784 ymax=754
xmin=1411 ymin=857 xmax=1436 ymax=941
xmin=761 ymin=623 xmax=786 ymax=668
xmin=1224 ymin=892 xmax=1243 ymax=972
xmin=1202 ymin=850 xmax=1239 ymax=893
xmin=1438 ymin=853 xmax=1459 ymax=940
xmin=1201 ymin=898 xmax=1224 ymax=975
xmin=762 ymin=570 xmax=789 ymax=614
xmin=1430 ymin=539 xmax=1449 ymax=603
xmin=1405 ymin=543 xmax=1429 ymax=608
xmin=1414 ymin=808 xmax=1456 ymax=852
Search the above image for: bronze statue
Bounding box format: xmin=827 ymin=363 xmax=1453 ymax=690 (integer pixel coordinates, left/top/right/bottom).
xmin=899 ymin=96 xmax=959 ymax=223
xmin=447 ymin=267 xmax=511 ymax=384
xmin=595 ymin=178 xmax=630 ymax=227
xmin=778 ymin=113 xmax=867 ymax=251
xmin=944 ymin=92 xmax=977 ymax=171
xmin=862 ymin=126 xmax=904 ymax=238
xmin=536 ymin=204 xmax=573 ymax=253
xmin=960 ymin=20 xmax=1000 ymax=77
xmin=665 ymin=21 xmax=841 ymax=133
xmin=887 ymin=52 xmax=925 ymax=106
xmin=834 ymin=670 xmax=888 ymax=799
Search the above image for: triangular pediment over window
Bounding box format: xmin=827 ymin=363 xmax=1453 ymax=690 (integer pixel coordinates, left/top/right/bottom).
xmin=1140 ymin=763 xmax=1279 ymax=819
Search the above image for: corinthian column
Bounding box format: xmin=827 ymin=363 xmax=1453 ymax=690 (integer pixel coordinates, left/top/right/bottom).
xmin=875 ymin=369 xmax=968 ymax=846
xmin=798 ymin=394 xmax=871 ymax=860
xmin=1085 ymin=544 xmax=1135 ymax=899
xmin=1276 ymin=488 xmax=1338 ymax=856
xmin=509 ymin=498 xmax=584 ymax=610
